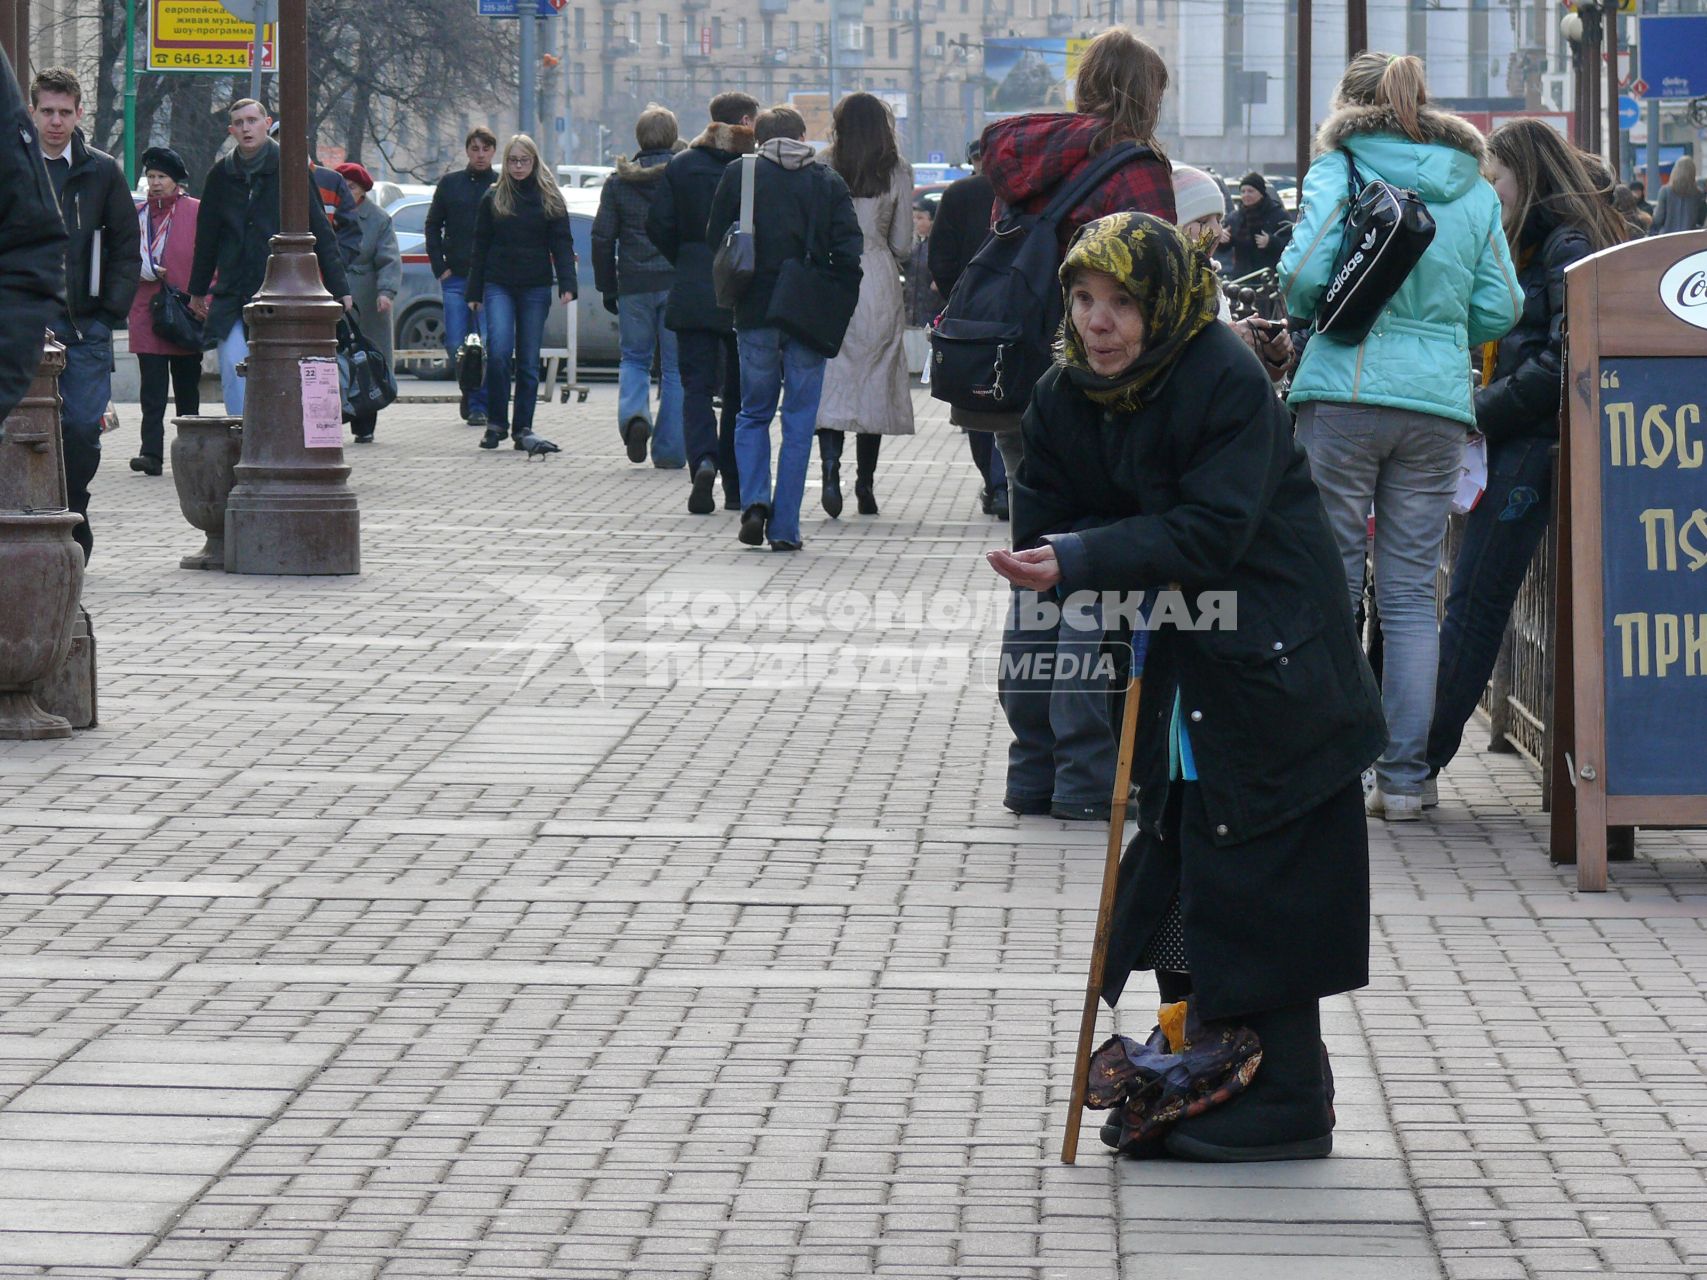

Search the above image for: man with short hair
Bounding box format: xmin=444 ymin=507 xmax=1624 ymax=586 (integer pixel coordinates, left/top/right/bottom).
xmin=30 ymin=66 xmax=140 ymax=563
xmin=594 ymin=102 xmax=684 ymax=470
xmin=648 ymin=90 xmax=757 ymax=514
xmin=0 ymin=48 xmax=65 ymax=425
xmin=425 ymin=127 xmax=499 ymax=424
xmin=188 ymin=99 xmax=352 ymax=418
xmin=705 ymin=105 xmax=862 ymax=551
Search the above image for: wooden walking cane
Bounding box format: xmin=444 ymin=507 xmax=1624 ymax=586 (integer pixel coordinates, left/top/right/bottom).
xmin=1061 ymin=633 xmax=1146 ymax=1164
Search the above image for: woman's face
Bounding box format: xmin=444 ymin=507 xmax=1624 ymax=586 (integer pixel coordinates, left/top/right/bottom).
xmin=1488 ymin=157 xmax=1519 ymax=214
xmin=506 ymin=147 xmax=535 ymax=181
xmin=145 ymin=170 xmax=178 ymax=200
xmin=1240 ymin=184 xmax=1262 ymax=207
xmin=350 ymin=184 xmax=367 ymax=205
xmin=1181 ymin=213 xmax=1223 ymax=242
xmin=1069 ymin=270 xmax=1147 ymax=377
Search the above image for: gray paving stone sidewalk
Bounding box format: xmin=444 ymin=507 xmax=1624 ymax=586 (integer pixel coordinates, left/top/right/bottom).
xmin=0 ymin=387 xmax=1701 ymax=1278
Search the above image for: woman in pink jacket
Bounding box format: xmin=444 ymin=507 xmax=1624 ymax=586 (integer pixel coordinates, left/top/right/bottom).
xmin=127 ymin=146 xmax=201 ymax=476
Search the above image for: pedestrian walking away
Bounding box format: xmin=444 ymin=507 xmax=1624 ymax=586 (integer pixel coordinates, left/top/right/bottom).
xmin=426 ymin=127 xmax=499 ymax=425
xmin=466 ymin=134 xmax=577 ymax=453
xmin=977 ymin=28 xmax=1177 ymax=824
xmin=0 ymin=47 xmax=66 ymax=426
xmin=128 ymin=145 xmax=201 ymax=477
xmin=188 ymin=99 xmax=352 ymax=423
xmin=928 ymin=138 xmax=1008 ymax=518
xmin=1279 ymin=52 xmax=1521 ymax=822
xmin=594 ymin=103 xmax=684 ymax=469
xmin=647 ymin=92 xmax=758 ymax=514
xmin=989 ymin=212 xmax=1385 ymax=1162
xmin=1648 ymin=157 xmax=1705 ymax=237
xmin=705 ymin=104 xmax=863 ymax=551
xmin=30 ymin=66 xmax=141 ymax=564
xmin=336 ymin=162 xmax=402 ymax=444
xmin=1425 ymin=121 xmax=1627 ymax=798
xmin=814 ymin=92 xmax=916 ymax=520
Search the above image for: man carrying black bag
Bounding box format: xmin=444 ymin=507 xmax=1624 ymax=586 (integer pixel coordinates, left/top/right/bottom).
xmin=704 ymin=105 xmax=862 ymax=552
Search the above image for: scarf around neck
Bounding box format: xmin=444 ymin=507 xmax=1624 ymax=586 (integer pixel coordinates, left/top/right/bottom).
xmin=1055 ymin=212 xmax=1222 ymax=412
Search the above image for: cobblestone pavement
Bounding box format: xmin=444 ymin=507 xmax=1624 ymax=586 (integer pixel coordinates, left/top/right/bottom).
xmin=0 ymin=387 xmax=1702 ymax=1279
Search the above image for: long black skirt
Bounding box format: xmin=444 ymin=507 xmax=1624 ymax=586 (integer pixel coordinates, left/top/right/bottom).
xmin=1100 ymin=778 xmax=1370 ymax=1023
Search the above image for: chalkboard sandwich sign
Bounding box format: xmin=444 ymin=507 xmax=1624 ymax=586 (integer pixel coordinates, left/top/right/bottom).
xmin=1551 ymin=230 xmax=1707 ymax=891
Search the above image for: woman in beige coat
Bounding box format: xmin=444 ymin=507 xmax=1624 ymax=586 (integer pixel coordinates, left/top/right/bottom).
xmin=814 ymin=93 xmax=916 ymax=517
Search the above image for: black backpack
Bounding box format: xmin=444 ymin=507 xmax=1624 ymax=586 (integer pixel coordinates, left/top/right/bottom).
xmin=928 ymin=142 xmax=1147 ymax=414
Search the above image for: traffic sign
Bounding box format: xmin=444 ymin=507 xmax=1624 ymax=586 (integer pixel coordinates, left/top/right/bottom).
xmin=148 ymin=0 xmax=275 ymax=71
xmin=1630 ymin=78 xmax=1649 ymax=98
xmin=927 ymin=150 xmax=945 ymax=164
xmin=1639 ymin=16 xmax=1707 ymax=99
xmin=475 ymin=0 xmax=561 ymax=17
xmin=1619 ymin=95 xmax=1642 ymax=129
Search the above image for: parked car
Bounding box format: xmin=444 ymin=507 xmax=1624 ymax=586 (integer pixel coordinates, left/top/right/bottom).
xmin=385 ymin=185 xmax=620 ymax=378
xmin=555 ymin=164 xmax=614 ymax=189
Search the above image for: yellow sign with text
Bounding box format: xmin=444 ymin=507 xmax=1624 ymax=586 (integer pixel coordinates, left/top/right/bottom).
xmin=149 ymin=0 xmax=274 ymax=71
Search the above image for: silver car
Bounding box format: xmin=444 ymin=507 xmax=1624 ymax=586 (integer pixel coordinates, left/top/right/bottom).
xmin=385 ymin=185 xmax=621 ymax=378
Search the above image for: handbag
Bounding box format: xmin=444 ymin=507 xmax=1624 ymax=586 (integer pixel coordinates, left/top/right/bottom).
xmin=336 ymin=311 xmax=398 ymax=420
xmin=1313 ymin=154 xmax=1436 ymax=345
xmin=712 ymin=154 xmax=757 ymax=309
xmin=764 ymin=167 xmax=860 ymax=359
xmin=455 ymin=331 xmax=485 ymax=395
xmin=150 ymin=283 xmax=204 ymax=350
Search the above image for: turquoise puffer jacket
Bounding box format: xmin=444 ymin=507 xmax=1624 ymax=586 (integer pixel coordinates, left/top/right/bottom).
xmin=1279 ymin=103 xmax=1522 ymax=428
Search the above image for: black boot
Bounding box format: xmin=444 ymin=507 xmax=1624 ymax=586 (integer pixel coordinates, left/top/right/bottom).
xmin=991 ymin=485 xmax=1010 ymax=521
xmin=1163 ymin=1000 xmax=1333 ymax=1162
xmin=817 ymin=430 xmax=843 ymax=519
xmin=738 ymin=503 xmax=769 ymax=547
xmin=1102 ymin=971 xmax=1193 ymax=1150
xmin=479 ymin=428 xmax=504 ymax=450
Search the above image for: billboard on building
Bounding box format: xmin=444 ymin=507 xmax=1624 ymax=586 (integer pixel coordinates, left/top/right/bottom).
xmin=982 ymin=38 xmax=1094 ymax=115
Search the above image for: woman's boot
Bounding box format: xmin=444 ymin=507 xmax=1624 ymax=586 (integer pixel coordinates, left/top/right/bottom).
xmin=854 ymin=433 xmax=880 ymax=515
xmin=817 ymin=429 xmax=843 ymax=518
xmin=1163 ymin=1000 xmax=1333 ymax=1162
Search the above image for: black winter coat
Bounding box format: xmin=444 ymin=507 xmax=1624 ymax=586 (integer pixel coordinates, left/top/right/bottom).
xmin=1224 ymin=194 xmax=1289 ymax=277
xmin=466 ymin=182 xmax=577 ymax=299
xmin=1016 ymin=326 xmax=1385 ymax=1020
xmin=0 ymin=47 xmax=66 ymax=420
xmin=592 ymin=149 xmax=674 ymax=298
xmin=187 ymin=141 xmax=351 ymax=345
xmin=425 ymin=166 xmax=497 ymax=279
xmin=646 ymin=122 xmax=753 ymax=333
xmin=1473 ymin=218 xmax=1593 ymax=443
xmin=704 ymin=143 xmax=864 ymax=331
xmin=927 ymin=171 xmax=995 ymax=297
xmin=50 ymin=131 xmax=139 ymax=330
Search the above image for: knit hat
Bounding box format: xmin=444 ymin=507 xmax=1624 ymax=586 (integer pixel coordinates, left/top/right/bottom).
xmin=1240 ymin=171 xmax=1268 ymax=196
xmin=140 ymin=145 xmax=189 ymax=184
xmin=335 ymin=162 xmax=375 ymax=192
xmin=1171 ymin=163 xmax=1226 ymax=227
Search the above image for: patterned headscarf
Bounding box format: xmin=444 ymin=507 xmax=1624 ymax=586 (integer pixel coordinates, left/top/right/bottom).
xmin=1056 ymin=212 xmax=1222 ymax=412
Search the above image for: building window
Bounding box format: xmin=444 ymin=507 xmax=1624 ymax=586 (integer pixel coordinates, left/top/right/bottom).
xmin=628 ymin=11 xmax=639 ymax=43
xmin=763 ymin=17 xmax=773 ymax=46
xmin=573 ymin=63 xmax=586 ymax=95
xmin=864 ymin=24 xmax=873 ymax=53
xmin=736 ymin=18 xmax=746 ymax=47
xmin=712 ymin=17 xmax=722 ymax=47
xmin=657 ymin=13 xmax=667 ymax=43
xmin=791 ymin=20 xmax=800 ymax=50
xmin=573 ymin=7 xmax=583 ymax=44
xmin=888 ymin=25 xmax=899 ymax=57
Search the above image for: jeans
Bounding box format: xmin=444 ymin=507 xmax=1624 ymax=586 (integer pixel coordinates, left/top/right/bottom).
xmin=998 ymin=592 xmax=1118 ymax=807
xmin=1296 ymin=401 xmax=1463 ymax=795
xmin=617 ymin=290 xmax=683 ymax=466
xmin=991 ymin=420 xmax=1024 ymax=496
xmin=484 ymin=282 xmax=552 ymax=438
xmin=137 ymin=353 xmax=202 ymax=459
xmin=967 ymin=429 xmax=1007 ymax=491
xmin=55 ymin=320 xmax=112 ymax=562
xmin=441 ymin=274 xmax=487 ymax=416
xmin=218 ymin=321 xmax=248 ymax=417
xmin=678 ymin=328 xmax=741 ymax=500
xmin=734 ymin=326 xmax=825 ymax=546
xmin=1427 ymin=435 xmax=1555 ymax=775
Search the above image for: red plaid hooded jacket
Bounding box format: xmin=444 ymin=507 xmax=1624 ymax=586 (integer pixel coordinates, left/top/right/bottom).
xmin=981 ymin=112 xmax=1177 ymax=249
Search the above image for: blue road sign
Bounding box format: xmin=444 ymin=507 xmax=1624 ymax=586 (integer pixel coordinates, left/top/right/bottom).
xmin=927 ymin=151 xmax=945 ymax=164
xmin=1619 ymin=96 xmax=1642 ymax=130
xmin=1639 ymin=16 xmax=1707 ymax=99
xmin=477 ymin=0 xmax=559 ymax=17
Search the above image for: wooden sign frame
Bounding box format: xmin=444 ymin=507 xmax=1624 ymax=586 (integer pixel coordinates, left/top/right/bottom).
xmin=1550 ymin=230 xmax=1707 ymax=892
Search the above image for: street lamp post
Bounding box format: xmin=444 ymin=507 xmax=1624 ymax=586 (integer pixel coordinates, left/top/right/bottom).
xmin=223 ymin=0 xmax=360 ymax=574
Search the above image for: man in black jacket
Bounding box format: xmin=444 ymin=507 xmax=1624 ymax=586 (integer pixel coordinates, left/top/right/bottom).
xmin=425 ymin=126 xmax=498 ymax=424
xmin=30 ymin=66 xmax=140 ymax=562
xmin=646 ymin=91 xmax=756 ymax=514
xmin=188 ymin=98 xmax=352 ymax=420
xmin=705 ymin=105 xmax=862 ymax=551
xmin=0 ymin=49 xmax=66 ymax=425
xmin=593 ymin=104 xmax=682 ymax=470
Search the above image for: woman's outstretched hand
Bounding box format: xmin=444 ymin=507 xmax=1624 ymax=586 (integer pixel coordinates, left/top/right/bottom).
xmin=987 ymin=545 xmax=1061 ymax=591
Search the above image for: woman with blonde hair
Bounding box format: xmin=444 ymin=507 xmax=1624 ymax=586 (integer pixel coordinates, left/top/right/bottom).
xmin=1650 ymin=155 xmax=1705 ymax=236
xmin=468 ymin=133 xmax=578 ymax=451
xmin=1279 ymin=52 xmax=1521 ymax=822
xmin=1424 ymin=119 xmax=1627 ymax=793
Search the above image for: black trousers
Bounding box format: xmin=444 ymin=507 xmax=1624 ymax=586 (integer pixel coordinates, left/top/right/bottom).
xmin=677 ymin=328 xmax=740 ymax=501
xmin=137 ymin=353 xmax=202 ymax=460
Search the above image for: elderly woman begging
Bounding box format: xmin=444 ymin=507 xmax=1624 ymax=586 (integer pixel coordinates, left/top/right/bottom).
xmin=988 ymin=213 xmax=1386 ymax=1162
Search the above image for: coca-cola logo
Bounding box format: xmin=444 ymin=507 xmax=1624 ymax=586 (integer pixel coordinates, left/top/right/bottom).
xmin=1659 ymin=251 xmax=1707 ymax=331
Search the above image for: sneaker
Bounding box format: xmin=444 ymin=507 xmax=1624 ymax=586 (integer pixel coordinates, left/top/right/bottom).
xmin=688 ymin=461 xmax=717 ymax=515
xmin=1421 ymin=777 xmax=1439 ymax=809
xmin=468 ymin=410 xmax=488 ymax=427
xmin=1366 ymin=789 xmax=1423 ymax=822
xmin=738 ymin=504 xmax=769 ymax=547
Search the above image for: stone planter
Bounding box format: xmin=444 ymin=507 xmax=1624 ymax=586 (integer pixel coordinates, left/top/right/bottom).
xmin=0 ymin=509 xmax=85 ymax=739
xmin=171 ymin=415 xmax=242 ymax=570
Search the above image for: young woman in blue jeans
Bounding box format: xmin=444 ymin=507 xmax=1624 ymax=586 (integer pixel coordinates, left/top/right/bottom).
xmin=467 ymin=134 xmax=577 ymax=451
xmin=1424 ymin=121 xmax=1627 ymax=793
